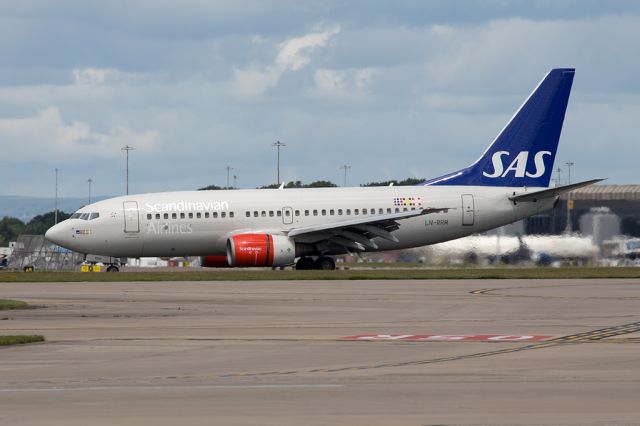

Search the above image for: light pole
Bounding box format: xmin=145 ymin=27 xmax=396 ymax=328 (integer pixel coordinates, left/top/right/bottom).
xmin=121 ymin=145 xmax=134 ymax=195
xmin=225 ymin=166 xmax=233 ymax=189
xmin=339 ymin=164 xmax=351 ymax=187
xmin=555 ymin=167 xmax=562 ymax=187
xmin=233 ymin=175 xmax=238 ymax=189
xmin=565 ymin=162 xmax=574 ymax=185
xmin=272 ymin=141 xmax=286 ymax=185
xmin=565 ymin=162 xmax=575 ymax=234
xmin=54 ymin=168 xmax=59 ymax=225
xmin=87 ymin=178 xmax=93 ymax=205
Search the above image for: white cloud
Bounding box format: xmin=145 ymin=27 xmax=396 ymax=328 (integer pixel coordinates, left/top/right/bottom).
xmin=72 ymin=67 xmax=146 ymax=86
xmin=232 ymin=26 xmax=341 ymax=96
xmin=314 ymin=67 xmax=375 ymax=93
xmin=0 ymin=107 xmax=160 ymax=161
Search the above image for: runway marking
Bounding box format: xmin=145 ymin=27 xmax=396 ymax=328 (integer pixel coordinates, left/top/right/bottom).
xmin=0 ymin=384 xmax=343 ymax=393
xmin=342 ymin=334 xmax=552 ymax=342
xmin=469 ymin=283 xmax=640 ymax=300
xmin=220 ymin=320 xmax=640 ymax=378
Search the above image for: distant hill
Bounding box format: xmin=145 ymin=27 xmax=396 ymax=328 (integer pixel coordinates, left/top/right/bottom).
xmin=0 ymin=196 xmax=110 ymax=222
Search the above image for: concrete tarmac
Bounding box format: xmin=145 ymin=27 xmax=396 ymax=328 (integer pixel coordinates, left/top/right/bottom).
xmin=1 ymin=278 xmax=639 ymax=425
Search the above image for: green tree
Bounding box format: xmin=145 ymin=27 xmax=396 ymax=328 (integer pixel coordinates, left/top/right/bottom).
xmin=259 ymin=180 xmax=337 ymax=189
xmin=24 ymin=211 xmax=71 ymax=235
xmin=361 ymin=177 xmax=425 ymax=187
xmin=198 ymin=184 xmax=224 ymax=190
xmin=0 ymin=217 xmax=25 ymax=246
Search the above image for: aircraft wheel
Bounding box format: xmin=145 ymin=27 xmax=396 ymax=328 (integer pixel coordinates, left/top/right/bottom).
xmin=106 ymin=265 xmax=120 ymax=272
xmin=296 ymin=257 xmax=315 ymax=270
xmin=314 ymin=256 xmax=336 ymax=270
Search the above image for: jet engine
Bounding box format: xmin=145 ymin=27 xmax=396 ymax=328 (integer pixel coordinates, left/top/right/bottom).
xmin=200 ymin=255 xmax=230 ymax=268
xmin=226 ymin=234 xmax=297 ymax=267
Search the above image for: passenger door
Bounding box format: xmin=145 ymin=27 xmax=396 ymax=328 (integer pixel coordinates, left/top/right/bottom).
xmin=123 ymin=201 xmax=140 ymax=233
xmin=461 ymin=194 xmax=475 ymax=226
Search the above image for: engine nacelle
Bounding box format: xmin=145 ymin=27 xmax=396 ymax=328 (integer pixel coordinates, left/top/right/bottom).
xmin=227 ymin=234 xmax=296 ymax=267
xmin=200 ymin=255 xmax=230 ymax=268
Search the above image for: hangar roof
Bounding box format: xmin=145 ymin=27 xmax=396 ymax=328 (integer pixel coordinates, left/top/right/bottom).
xmin=565 ymin=185 xmax=640 ymax=201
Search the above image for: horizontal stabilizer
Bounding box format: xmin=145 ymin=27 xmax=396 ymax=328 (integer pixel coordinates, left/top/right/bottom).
xmin=509 ymin=179 xmax=605 ymax=202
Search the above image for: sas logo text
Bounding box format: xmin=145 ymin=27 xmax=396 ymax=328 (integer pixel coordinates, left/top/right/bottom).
xmin=483 ymin=151 xmax=551 ymax=179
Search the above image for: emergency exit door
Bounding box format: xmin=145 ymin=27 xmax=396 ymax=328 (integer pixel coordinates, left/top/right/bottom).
xmin=123 ymin=201 xmax=140 ymax=233
xmin=461 ymin=194 xmax=475 ymax=226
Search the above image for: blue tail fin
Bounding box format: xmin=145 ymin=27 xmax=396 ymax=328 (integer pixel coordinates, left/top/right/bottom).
xmin=421 ymin=68 xmax=575 ymax=187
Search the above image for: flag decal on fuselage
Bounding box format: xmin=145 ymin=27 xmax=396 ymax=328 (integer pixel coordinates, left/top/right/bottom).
xmin=393 ymin=197 xmax=422 ymax=207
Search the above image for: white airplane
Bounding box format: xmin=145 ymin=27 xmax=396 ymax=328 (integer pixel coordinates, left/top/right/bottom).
xmin=45 ymin=68 xmax=600 ymax=271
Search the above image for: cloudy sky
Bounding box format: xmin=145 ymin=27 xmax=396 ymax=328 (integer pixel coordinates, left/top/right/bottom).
xmin=1 ymin=0 xmax=639 ymax=198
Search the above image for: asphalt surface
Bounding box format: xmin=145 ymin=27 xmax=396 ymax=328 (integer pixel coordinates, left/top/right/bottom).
xmin=1 ymin=278 xmax=639 ymax=425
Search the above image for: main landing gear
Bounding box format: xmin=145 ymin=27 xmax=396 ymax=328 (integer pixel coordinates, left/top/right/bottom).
xmin=295 ymin=256 xmax=336 ymax=270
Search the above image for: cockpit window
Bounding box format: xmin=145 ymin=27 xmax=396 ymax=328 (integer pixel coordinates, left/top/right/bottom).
xmin=89 ymin=212 xmax=99 ymax=220
xmin=71 ymin=213 xmax=82 ymax=219
xmin=79 ymin=213 xmax=90 ymax=220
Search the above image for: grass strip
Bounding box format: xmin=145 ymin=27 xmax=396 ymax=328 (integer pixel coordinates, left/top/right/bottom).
xmin=0 ymin=335 xmax=45 ymax=346
xmin=1 ymin=267 xmax=639 ymax=282
xmin=0 ymin=299 xmax=30 ymax=310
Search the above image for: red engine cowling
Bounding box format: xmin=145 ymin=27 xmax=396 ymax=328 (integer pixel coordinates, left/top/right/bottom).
xmin=200 ymin=255 xmax=230 ymax=268
xmin=227 ymin=234 xmax=296 ymax=267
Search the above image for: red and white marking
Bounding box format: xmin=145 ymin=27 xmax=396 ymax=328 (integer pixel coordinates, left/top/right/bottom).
xmin=342 ymin=334 xmax=552 ymax=342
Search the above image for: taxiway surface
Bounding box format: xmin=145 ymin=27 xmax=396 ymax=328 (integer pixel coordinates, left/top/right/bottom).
xmin=1 ymin=278 xmax=639 ymax=425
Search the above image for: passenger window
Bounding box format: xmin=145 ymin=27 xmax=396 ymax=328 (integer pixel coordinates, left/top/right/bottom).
xmin=362 ymin=209 xmax=367 ymax=215
xmin=262 ymin=211 xmax=266 ymax=217
xmin=254 ymin=211 xmax=258 ymax=217
xmin=354 ymin=209 xmax=359 ymax=215
xmin=213 ymin=212 xmax=218 ymax=218
xmin=387 ymin=208 xmax=391 ymax=214
xmin=172 ymin=213 xmax=177 ymax=219
xmin=346 ymin=209 xmax=351 ymax=215
xmin=277 ymin=211 xmax=282 ymax=217
xmin=147 ymin=214 xmax=152 ymax=220
xmin=155 ymin=213 xmax=160 ymax=219
xmin=338 ymin=209 xmax=342 ymax=215
xmin=403 ymin=207 xmax=408 ymax=212
xmin=246 ymin=211 xmax=250 ymax=217
xmin=295 ymin=210 xmax=300 ymax=216
xmin=305 ymin=210 xmax=309 ymax=216
xmin=378 ymin=208 xmax=383 ymax=214
xmin=269 ymin=211 xmax=274 ymax=217
xmin=205 ymin=212 xmax=210 ymax=218
xmin=322 ymin=209 xmax=326 ymax=216
xmin=195 ymin=212 xmax=200 ymax=218
xmin=395 ymin=208 xmax=399 ymax=213
xmin=180 ymin=212 xmax=185 ymax=219
xmin=329 ymin=209 xmax=334 ymax=215
xmin=230 ymin=212 xmax=234 ymax=218
xmin=221 ymin=212 xmax=226 ymax=218
xmin=164 ymin=213 xmax=169 ymax=219
xmin=285 ymin=210 xmax=290 ymax=216
xmin=313 ymin=210 xmax=318 ymax=216
xmin=188 ymin=212 xmax=193 ymax=219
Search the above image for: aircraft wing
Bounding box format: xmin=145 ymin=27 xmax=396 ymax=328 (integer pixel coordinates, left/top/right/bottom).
xmin=509 ymin=179 xmax=604 ymax=202
xmin=286 ymin=207 xmax=451 ymax=253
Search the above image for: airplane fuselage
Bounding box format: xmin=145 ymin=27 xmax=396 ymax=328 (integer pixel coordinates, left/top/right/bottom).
xmin=47 ymin=185 xmax=554 ymax=258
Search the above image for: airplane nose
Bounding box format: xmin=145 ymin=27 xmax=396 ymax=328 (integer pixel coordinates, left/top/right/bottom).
xmin=45 ymin=223 xmax=66 ymax=246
